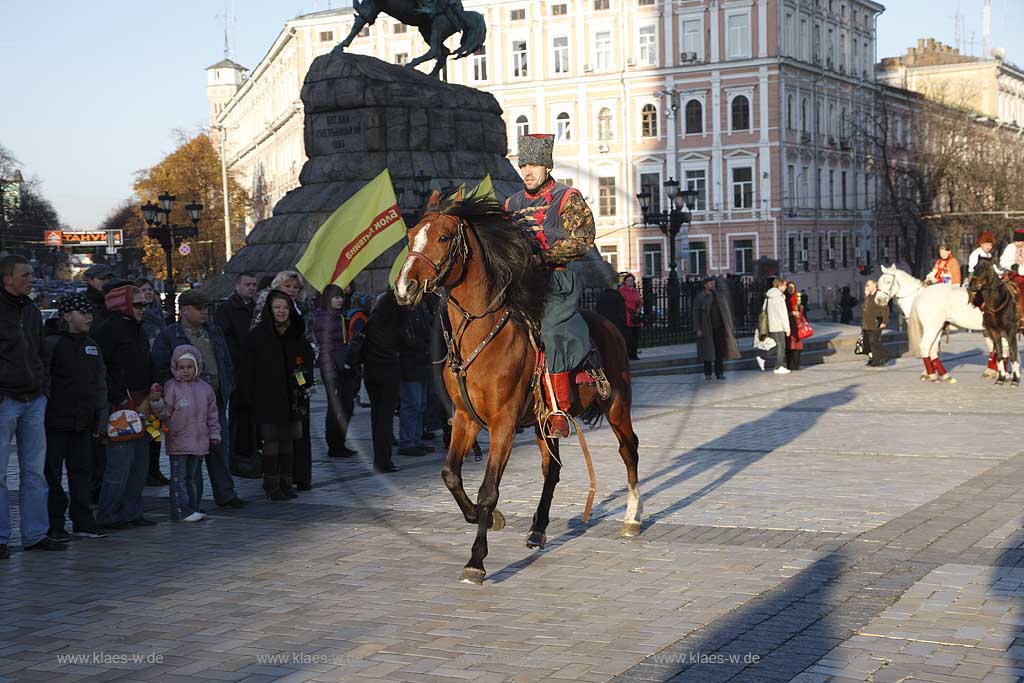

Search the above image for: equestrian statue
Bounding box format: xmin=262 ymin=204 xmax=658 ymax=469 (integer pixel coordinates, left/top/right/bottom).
xmin=337 ymin=0 xmax=487 ymax=78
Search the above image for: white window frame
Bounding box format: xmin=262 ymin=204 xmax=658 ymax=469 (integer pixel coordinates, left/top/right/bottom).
xmin=638 ymin=23 xmax=657 ymax=67
xmin=679 ymin=14 xmax=704 ymax=61
xmin=681 ymin=158 xmax=709 ymax=211
xmin=636 ymin=166 xmax=662 ymax=216
xmin=639 ymin=236 xmax=667 ymax=278
xmin=727 ymin=159 xmax=756 ymax=212
xmin=724 ymin=9 xmax=752 ymax=60
xmin=597 ymin=173 xmax=618 ymax=217
xmin=639 ymin=101 xmax=658 ymax=138
xmin=682 ymin=94 xmax=706 ymax=136
xmin=555 ymin=110 xmax=572 ymax=142
xmin=471 ymin=48 xmax=487 ymax=81
xmin=727 ymin=233 xmax=758 ymax=274
xmin=594 ymin=29 xmax=613 ymax=71
xmin=688 ymin=233 xmax=713 ymax=273
xmin=597 ymin=240 xmax=622 ymax=272
xmin=514 ymin=113 xmax=531 ymax=141
xmin=511 ymin=38 xmax=529 ymax=79
xmin=726 ymin=88 xmax=755 ymax=133
xmin=552 ymin=35 xmax=570 ymax=75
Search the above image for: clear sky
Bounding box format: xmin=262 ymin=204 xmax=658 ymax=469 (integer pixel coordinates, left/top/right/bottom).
xmin=0 ymin=0 xmax=1021 ymax=229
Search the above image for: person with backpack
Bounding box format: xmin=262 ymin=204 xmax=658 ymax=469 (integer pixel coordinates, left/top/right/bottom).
xmin=43 ymin=295 xmax=110 ymax=541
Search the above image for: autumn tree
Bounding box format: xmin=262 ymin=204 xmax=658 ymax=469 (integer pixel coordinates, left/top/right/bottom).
xmin=134 ymin=132 xmax=250 ymax=281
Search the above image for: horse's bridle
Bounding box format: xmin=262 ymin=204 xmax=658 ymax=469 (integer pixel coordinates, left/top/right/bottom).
xmin=877 ymin=274 xmax=901 ymax=304
xmin=405 ymin=214 xmax=471 ymax=294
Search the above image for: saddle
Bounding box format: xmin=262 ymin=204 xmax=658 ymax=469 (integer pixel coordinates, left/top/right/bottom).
xmin=573 ymin=344 xmax=612 ymax=400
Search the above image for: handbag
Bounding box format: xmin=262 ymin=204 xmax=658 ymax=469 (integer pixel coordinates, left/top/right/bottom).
xmin=107 ymin=392 xmax=145 ymax=442
xmin=854 ymin=333 xmax=867 ymax=355
xmin=796 ymin=315 xmax=814 ymax=341
xmin=757 ymin=300 xmax=769 ymax=340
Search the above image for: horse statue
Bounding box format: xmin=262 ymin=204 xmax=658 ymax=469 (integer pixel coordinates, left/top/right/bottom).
xmin=337 ymin=0 xmax=487 ymax=78
xmin=876 ymin=265 xmax=984 ymax=382
xmin=394 ymin=192 xmax=643 ymax=585
xmin=967 ymin=259 xmax=1022 ymax=386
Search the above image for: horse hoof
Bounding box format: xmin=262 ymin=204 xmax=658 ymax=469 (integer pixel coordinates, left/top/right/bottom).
xmin=489 ymin=509 xmax=506 ymax=531
xmin=460 ymin=567 xmax=486 ymax=585
xmin=621 ymin=521 xmax=643 ymax=537
xmin=947 ymin=377 xmax=958 ymax=384
xmin=526 ymin=531 xmax=547 ymax=549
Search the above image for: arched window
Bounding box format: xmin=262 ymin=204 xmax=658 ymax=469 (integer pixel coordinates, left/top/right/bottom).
xmin=556 ymin=112 xmax=572 ymax=141
xmin=598 ymin=107 xmax=613 ymax=141
xmin=685 ymin=99 xmax=703 ymax=134
xmin=515 ymin=115 xmax=530 ymax=139
xmin=641 ymin=104 xmax=658 ymax=137
xmin=787 ymin=95 xmax=794 ymax=129
xmin=801 ymin=98 xmax=808 ymax=132
xmin=731 ymin=95 xmax=750 ymax=131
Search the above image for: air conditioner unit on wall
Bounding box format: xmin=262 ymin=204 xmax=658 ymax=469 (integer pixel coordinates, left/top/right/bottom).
xmin=598 ymin=143 xmax=610 ymax=153
xmin=583 ymin=63 xmax=594 ymax=72
xmin=626 ymin=57 xmax=636 ymax=66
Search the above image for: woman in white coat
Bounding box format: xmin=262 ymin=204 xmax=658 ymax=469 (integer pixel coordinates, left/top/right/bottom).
xmin=758 ymin=278 xmax=791 ymax=374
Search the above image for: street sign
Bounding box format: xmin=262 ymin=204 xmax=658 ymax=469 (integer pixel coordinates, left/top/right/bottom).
xmin=61 ymin=230 xmax=123 ymax=246
xmin=178 ymin=243 xmax=191 ymax=256
xmin=44 ymin=230 xmax=62 ymax=247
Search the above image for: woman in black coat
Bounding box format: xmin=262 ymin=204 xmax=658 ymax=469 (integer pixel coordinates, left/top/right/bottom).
xmin=236 ymin=290 xmax=314 ymax=500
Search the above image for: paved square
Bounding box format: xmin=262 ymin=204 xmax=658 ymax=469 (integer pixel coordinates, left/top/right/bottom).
xmin=4 ymin=334 xmax=1024 ymax=682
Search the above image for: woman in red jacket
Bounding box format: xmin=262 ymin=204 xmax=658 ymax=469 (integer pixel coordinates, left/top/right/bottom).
xmin=785 ymin=281 xmax=805 ymax=371
xmin=618 ymin=273 xmax=642 ymax=360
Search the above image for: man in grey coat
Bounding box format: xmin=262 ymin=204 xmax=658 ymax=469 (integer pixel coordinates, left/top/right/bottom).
xmin=692 ymin=277 xmax=739 ymax=381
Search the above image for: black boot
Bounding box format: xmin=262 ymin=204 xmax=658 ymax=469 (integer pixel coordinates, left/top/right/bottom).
xmin=263 ymin=476 xmax=288 ymax=501
xmin=279 ymin=448 xmax=298 ymax=498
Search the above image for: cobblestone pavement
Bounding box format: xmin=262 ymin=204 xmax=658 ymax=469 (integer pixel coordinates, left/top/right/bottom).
xmin=3 ymin=334 xmax=1024 ymax=682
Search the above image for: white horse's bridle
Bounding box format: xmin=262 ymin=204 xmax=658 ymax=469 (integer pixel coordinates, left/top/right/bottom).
xmin=876 ymin=273 xmax=901 ymax=305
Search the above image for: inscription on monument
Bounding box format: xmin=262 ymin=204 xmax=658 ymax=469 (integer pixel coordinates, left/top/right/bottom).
xmin=314 ymin=112 xmax=365 ymax=151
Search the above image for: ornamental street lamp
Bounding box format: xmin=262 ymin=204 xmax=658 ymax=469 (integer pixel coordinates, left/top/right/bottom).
xmin=637 ymin=179 xmax=699 ymax=325
xmin=141 ymin=193 xmax=202 ymax=319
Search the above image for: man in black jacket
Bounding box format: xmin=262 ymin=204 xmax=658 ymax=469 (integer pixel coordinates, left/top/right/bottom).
xmin=82 ymin=264 xmax=113 ymax=332
xmin=43 ymin=295 xmax=109 ymax=540
xmin=362 ymin=291 xmax=403 ymax=473
xmin=214 ymin=272 xmax=257 ymax=478
xmin=0 ymin=255 xmax=63 ymax=557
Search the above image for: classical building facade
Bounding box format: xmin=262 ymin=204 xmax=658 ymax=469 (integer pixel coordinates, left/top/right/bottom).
xmin=210 ymin=0 xmax=899 ymax=296
xmin=878 ymin=38 xmax=1024 ymax=126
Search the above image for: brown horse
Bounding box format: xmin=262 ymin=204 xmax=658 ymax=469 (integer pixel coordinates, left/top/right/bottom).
xmin=394 ymin=192 xmax=643 ymax=584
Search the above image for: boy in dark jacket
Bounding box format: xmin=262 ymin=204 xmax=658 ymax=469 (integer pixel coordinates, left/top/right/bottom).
xmin=44 ymin=295 xmax=109 ymax=540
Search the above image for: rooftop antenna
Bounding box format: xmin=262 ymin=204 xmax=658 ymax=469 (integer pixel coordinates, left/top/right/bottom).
xmin=983 ymin=0 xmax=991 ymax=58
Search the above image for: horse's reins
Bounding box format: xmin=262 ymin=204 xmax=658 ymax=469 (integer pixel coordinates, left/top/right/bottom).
xmin=417 ymin=211 xmax=597 ymax=521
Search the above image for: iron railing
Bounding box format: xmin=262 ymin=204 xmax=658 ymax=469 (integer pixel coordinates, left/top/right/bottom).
xmin=580 ymin=276 xmax=768 ymax=347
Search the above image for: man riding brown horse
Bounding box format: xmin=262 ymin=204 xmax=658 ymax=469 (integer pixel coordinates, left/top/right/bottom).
xmin=504 ymin=134 xmax=597 ymax=439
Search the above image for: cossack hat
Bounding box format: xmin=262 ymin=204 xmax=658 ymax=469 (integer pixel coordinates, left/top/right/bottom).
xmin=977 ymin=231 xmax=996 ymax=246
xmin=1014 ymin=228 xmax=1024 ymax=242
xmin=517 ymin=134 xmax=555 ymax=169
xmin=57 ymin=294 xmax=91 ymax=316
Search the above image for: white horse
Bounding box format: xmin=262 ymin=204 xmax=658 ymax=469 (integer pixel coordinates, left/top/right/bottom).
xmin=875 ymin=265 xmax=986 ymax=382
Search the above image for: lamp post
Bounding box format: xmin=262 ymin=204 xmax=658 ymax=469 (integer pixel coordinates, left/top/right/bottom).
xmin=141 ymin=192 xmax=202 ymax=319
xmin=637 ymin=178 xmax=698 ymax=326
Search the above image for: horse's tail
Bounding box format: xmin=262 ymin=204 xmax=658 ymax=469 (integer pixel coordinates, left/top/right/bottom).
xmin=454 ymin=12 xmax=486 ymax=58
xmin=908 ymin=300 xmax=924 ymax=357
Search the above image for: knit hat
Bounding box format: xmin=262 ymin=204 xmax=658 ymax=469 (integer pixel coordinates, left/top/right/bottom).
xmin=978 ymin=231 xmax=996 ymax=245
xmin=517 ymin=134 xmax=555 ymax=168
xmin=57 ymin=293 xmax=91 ymax=315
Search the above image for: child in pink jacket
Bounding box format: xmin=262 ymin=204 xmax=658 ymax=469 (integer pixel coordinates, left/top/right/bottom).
xmin=148 ymin=345 xmax=221 ymax=523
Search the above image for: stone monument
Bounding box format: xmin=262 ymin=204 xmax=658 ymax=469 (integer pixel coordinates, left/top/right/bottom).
xmin=210 ymin=52 xmax=614 ymax=297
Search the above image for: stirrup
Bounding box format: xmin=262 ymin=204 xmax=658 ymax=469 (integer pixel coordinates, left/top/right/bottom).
xmin=542 ymin=411 xmax=573 ymax=440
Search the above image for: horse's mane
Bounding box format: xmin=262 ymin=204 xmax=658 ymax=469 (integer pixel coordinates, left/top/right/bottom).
xmin=437 ymin=194 xmax=551 ymax=326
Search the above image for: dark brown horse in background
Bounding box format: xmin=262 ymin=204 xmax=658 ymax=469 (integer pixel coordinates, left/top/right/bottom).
xmin=395 ymin=192 xmax=643 ymax=584
xmin=968 ymin=258 xmax=1022 ymax=386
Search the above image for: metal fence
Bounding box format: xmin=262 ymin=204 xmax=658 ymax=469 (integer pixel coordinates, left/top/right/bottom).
xmin=580 ymin=276 xmax=768 ymax=348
